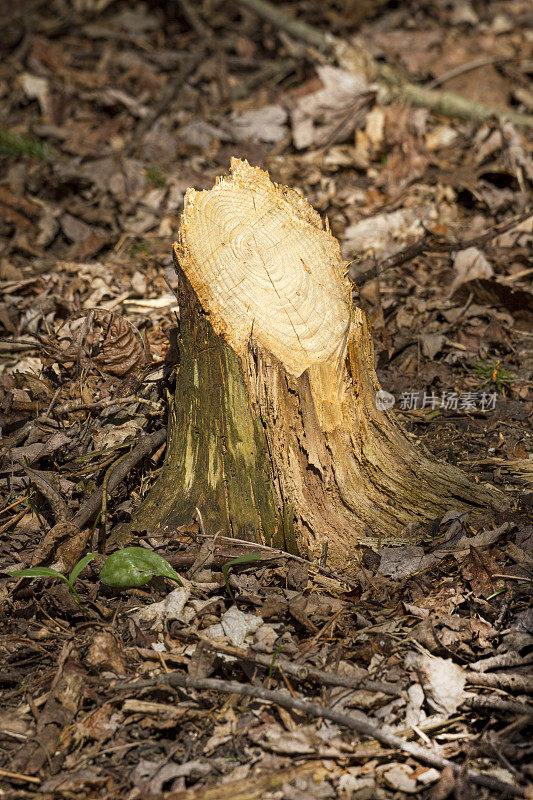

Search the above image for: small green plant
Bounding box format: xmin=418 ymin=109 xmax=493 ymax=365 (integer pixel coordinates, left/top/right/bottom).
xmin=472 ymin=358 xmax=515 ymax=392
xmin=129 ymin=240 xmax=151 ymax=257
xmin=268 ymin=643 xmax=287 ymax=678
xmin=222 ymin=552 xmax=262 ymax=598
xmin=4 ymin=553 xmax=98 ymax=609
xmin=0 ymin=127 xmax=52 ymax=161
xmin=145 ymin=168 xmax=166 ymax=188
xmin=99 ymin=546 xmax=183 ymax=588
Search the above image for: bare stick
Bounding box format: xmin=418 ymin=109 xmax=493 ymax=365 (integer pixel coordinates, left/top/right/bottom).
xmin=379 ymin=64 xmax=533 ymax=128
xmin=234 ymin=0 xmax=329 ymax=52
xmin=464 ymin=696 xmax=533 ymax=718
xmin=195 ymin=507 xmax=206 ymax=536
xmin=118 ymin=672 xmax=524 ymax=797
xmin=0 ymin=339 xmax=40 ymax=353
xmin=53 ymin=395 xmax=163 ymax=415
xmin=427 ymin=56 xmax=518 ymax=90
xmin=466 ymin=672 xmax=533 ymax=695
xmin=23 ymin=465 xmax=70 ymax=524
xmin=0 ymin=767 xmax=41 ymax=785
xmin=99 ymin=452 xmax=130 ymax=554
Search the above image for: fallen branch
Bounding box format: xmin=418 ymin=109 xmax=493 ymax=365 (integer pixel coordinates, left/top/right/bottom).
xmin=0 ymin=767 xmax=40 ymax=786
xmin=0 ymin=338 xmax=40 ymax=353
xmin=118 ymin=671 xmax=525 ymax=797
xmin=233 ymin=0 xmax=533 ymax=129
xmin=379 ymin=64 xmax=533 ymax=129
xmin=427 ymin=55 xmax=520 ymax=90
xmin=0 ymin=509 xmax=27 ymax=537
xmin=170 ymin=629 xmax=402 ymax=696
xmin=99 ymin=452 xmax=131 ymax=554
xmin=0 ymin=395 xmax=161 ymax=455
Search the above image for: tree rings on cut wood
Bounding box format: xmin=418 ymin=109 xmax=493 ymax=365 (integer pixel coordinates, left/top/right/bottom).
xmin=176 ymin=159 xmax=351 ymax=377
xmin=116 ymin=158 xmax=501 ymax=568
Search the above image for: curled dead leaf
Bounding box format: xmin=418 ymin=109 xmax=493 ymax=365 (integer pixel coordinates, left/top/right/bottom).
xmin=89 ymin=309 xmax=149 ymax=376
xmin=45 ymin=308 xmax=150 ymax=377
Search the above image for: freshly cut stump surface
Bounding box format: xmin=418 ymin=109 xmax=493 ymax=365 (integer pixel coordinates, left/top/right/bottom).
xmin=177 ymin=163 xmax=351 ymax=377
xmin=121 ymin=158 xmax=501 ymax=568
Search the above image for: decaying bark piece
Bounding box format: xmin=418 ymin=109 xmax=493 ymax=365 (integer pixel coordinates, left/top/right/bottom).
xmin=129 ymin=158 xmax=500 ymax=568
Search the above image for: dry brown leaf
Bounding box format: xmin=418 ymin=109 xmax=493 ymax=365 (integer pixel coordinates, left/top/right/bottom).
xmin=227 ymin=105 xmax=288 ymax=143
xmin=86 ymin=631 xmax=126 ymax=676
xmin=449 ymin=247 xmax=494 ymax=295
xmin=291 ymin=65 xmax=372 ymax=150
xmin=406 ymin=652 xmax=466 ymax=716
xmin=53 ymin=528 xmax=92 ymax=574
xmin=50 ymin=308 xmax=150 ymax=377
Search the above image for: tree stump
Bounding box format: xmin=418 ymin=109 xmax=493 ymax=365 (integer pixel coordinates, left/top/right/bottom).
xmin=126 ymin=159 xmax=500 ymax=568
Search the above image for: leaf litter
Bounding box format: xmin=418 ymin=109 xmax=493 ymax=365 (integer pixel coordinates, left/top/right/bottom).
xmin=0 ymin=0 xmax=532 ymax=798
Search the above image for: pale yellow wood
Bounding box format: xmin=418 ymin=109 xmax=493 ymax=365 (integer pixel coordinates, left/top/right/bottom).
xmin=176 ymin=158 xmax=351 ymax=377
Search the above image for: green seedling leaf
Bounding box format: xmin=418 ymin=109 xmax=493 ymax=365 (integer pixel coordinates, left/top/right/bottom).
xmin=69 ymin=553 xmax=98 ymax=586
xmin=222 ymin=552 xmax=262 ymax=597
xmin=4 ymin=561 xmax=94 ymax=613
xmin=5 ymin=567 xmax=69 ymax=582
xmin=99 ymin=546 xmax=183 ymax=589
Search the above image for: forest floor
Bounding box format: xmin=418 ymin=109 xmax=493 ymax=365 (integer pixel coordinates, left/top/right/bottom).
xmin=0 ymin=0 xmax=532 ymax=798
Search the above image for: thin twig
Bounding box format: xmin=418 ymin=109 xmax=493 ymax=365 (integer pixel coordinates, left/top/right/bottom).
xmin=71 ymin=428 xmax=167 ymax=530
xmin=464 ymin=696 xmax=533 ymax=718
xmin=0 ymin=396 xmax=161 ymax=457
xmin=233 ymin=0 xmax=329 ymax=52
xmin=175 ymin=0 xmax=214 ymax=41
xmin=0 ymin=339 xmax=40 ymax=353
xmin=353 ymin=210 xmax=533 ymax=284
xmin=125 ymin=50 xmax=203 ymax=157
xmin=99 ymin=452 xmax=130 ymax=555
xmin=0 ymin=495 xmax=29 ymax=516
xmin=0 ymin=509 xmax=27 ymax=536
xmin=0 ymin=767 xmax=41 ymax=785
xmin=427 ymin=56 xmax=518 ymax=90
xmin=466 ymin=672 xmax=533 ymax=695
xmin=192 ymin=531 xmax=361 ymax=589
xmin=195 ymin=507 xmax=206 ymax=537
xmin=54 ymin=395 xmax=163 ymax=415
xmin=117 ymin=672 xmax=525 ymax=797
